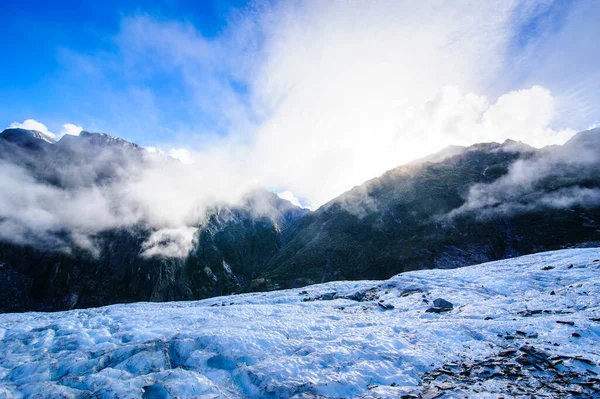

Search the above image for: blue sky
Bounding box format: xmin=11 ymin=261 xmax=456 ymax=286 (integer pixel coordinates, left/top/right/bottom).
xmin=2 ymin=0 xmax=600 ymax=207
xmin=1 ymin=0 xmax=249 ymax=146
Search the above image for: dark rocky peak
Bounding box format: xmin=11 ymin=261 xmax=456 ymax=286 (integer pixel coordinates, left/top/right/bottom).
xmin=57 ymin=131 xmax=142 ymax=150
xmin=0 ymin=128 xmax=55 ymax=147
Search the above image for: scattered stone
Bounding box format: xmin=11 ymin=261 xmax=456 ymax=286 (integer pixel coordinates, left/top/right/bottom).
xmin=572 ymin=332 xmax=581 ymax=338
xmin=343 ymin=288 xmax=379 ymax=302
xmin=421 ymin=387 xmax=443 ymax=399
xmin=566 ymin=386 xmax=583 ymax=394
xmin=568 ymin=264 xmax=574 ymax=269
xmin=551 ymin=355 xmax=595 ymax=365
xmin=577 ymin=381 xmax=594 ymax=387
xmin=515 ymin=354 xmax=534 ymax=366
xmin=550 ymin=291 xmax=555 ymax=295
xmin=377 ymin=302 xmax=394 ymax=310
xmin=518 ymin=345 xmax=550 ymax=364
xmin=426 ymin=307 xmax=451 ymax=313
xmin=433 ymin=298 xmax=453 ymax=309
xmin=435 ymin=382 xmax=455 ymax=390
xmin=426 ymin=298 xmax=454 ymax=313
xmin=516 ymin=330 xmax=527 ymax=336
xmin=484 ymin=316 xmax=494 ymax=320
xmin=399 ymin=288 xmax=423 ymax=297
xmin=593 ymin=259 xmax=600 ymax=262
xmin=519 ymin=309 xmax=543 ymax=317
xmin=556 ymin=320 xmax=575 ymax=326
xmin=541 ymin=266 xmax=555 ymax=270
xmin=305 ymin=292 xmax=337 ymax=301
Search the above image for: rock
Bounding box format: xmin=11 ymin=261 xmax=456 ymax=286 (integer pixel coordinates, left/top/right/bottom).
xmin=426 ymin=298 xmax=454 ymax=313
xmin=436 ymin=382 xmax=455 ymax=390
xmin=566 ymin=386 xmax=583 ymax=394
xmin=518 ymin=345 xmax=550 ymax=364
xmin=572 ymin=332 xmax=581 ymax=338
xmin=433 ymin=298 xmax=454 ymax=309
xmin=550 ymin=291 xmax=555 ymax=295
xmin=515 ymin=354 xmax=534 ymax=366
xmin=498 ymin=349 xmax=518 ymax=357
xmin=421 ymin=387 xmax=443 ymax=399
xmin=425 ymin=307 xmax=451 ymax=313
xmin=519 ymin=309 xmax=543 ymax=317
xmin=484 ymin=316 xmax=494 ymax=320
xmin=378 ymin=302 xmax=394 ymax=310
xmin=556 ymin=320 xmax=575 ymax=326
xmin=573 ymin=356 xmax=594 ymax=365
xmin=541 ymin=266 xmax=555 ymax=270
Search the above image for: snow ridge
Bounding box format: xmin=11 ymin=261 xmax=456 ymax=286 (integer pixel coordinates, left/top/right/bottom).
xmin=0 ymin=248 xmax=599 ymax=398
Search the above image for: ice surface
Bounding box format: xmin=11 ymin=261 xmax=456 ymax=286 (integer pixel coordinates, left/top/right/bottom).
xmin=0 ymin=248 xmax=599 ymax=398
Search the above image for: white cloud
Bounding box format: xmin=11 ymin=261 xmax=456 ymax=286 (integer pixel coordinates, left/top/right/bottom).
xmin=277 ymin=191 xmax=304 ymax=209
xmin=55 ymin=2 xmax=596 ymax=209
xmin=140 ymin=227 xmax=197 ymax=258
xmin=168 ymin=148 xmax=194 ymax=164
xmin=8 ymin=119 xmax=56 ymax=142
xmin=7 ymin=120 xmax=83 ymax=142
xmin=59 ymin=123 xmax=83 ymax=138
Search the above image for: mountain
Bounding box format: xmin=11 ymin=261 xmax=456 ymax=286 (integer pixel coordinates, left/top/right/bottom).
xmin=1 ymin=248 xmax=599 ymax=397
xmin=0 ymin=127 xmax=599 ymax=312
xmin=0 ymin=129 xmax=308 ymax=312
xmin=262 ymin=129 xmax=600 ymax=287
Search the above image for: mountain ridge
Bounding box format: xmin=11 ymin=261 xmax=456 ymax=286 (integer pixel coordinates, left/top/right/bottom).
xmin=0 ymin=127 xmax=599 ymax=312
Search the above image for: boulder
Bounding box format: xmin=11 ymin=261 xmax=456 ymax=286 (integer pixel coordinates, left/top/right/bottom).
xmin=433 ymin=298 xmax=454 ymax=309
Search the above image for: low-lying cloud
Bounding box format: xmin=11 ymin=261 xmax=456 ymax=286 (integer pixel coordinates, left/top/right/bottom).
xmin=2 ymin=1 xmax=599 ymax=257
xmin=0 ymin=140 xmax=259 ymax=257
xmin=448 ymin=130 xmax=600 ymax=219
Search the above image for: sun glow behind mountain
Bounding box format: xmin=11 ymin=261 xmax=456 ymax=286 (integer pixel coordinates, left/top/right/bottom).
xmin=4 ymin=1 xmax=600 ymax=209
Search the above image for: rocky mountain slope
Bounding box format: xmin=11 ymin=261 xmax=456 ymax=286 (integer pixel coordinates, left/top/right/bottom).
xmin=0 ymin=129 xmax=308 ymax=312
xmin=0 ymin=127 xmax=599 ymax=312
xmin=263 ymin=129 xmax=600 ymax=287
xmin=0 ymin=248 xmax=599 ymax=398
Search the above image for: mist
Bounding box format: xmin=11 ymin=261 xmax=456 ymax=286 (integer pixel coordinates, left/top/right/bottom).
xmin=448 ymin=129 xmax=600 ymax=219
xmin=0 ymin=138 xmax=260 ymax=257
xmin=3 ymin=1 xmax=600 ymax=257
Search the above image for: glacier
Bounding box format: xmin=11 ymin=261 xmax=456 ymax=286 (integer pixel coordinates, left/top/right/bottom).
xmin=0 ymin=248 xmax=599 ymax=398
